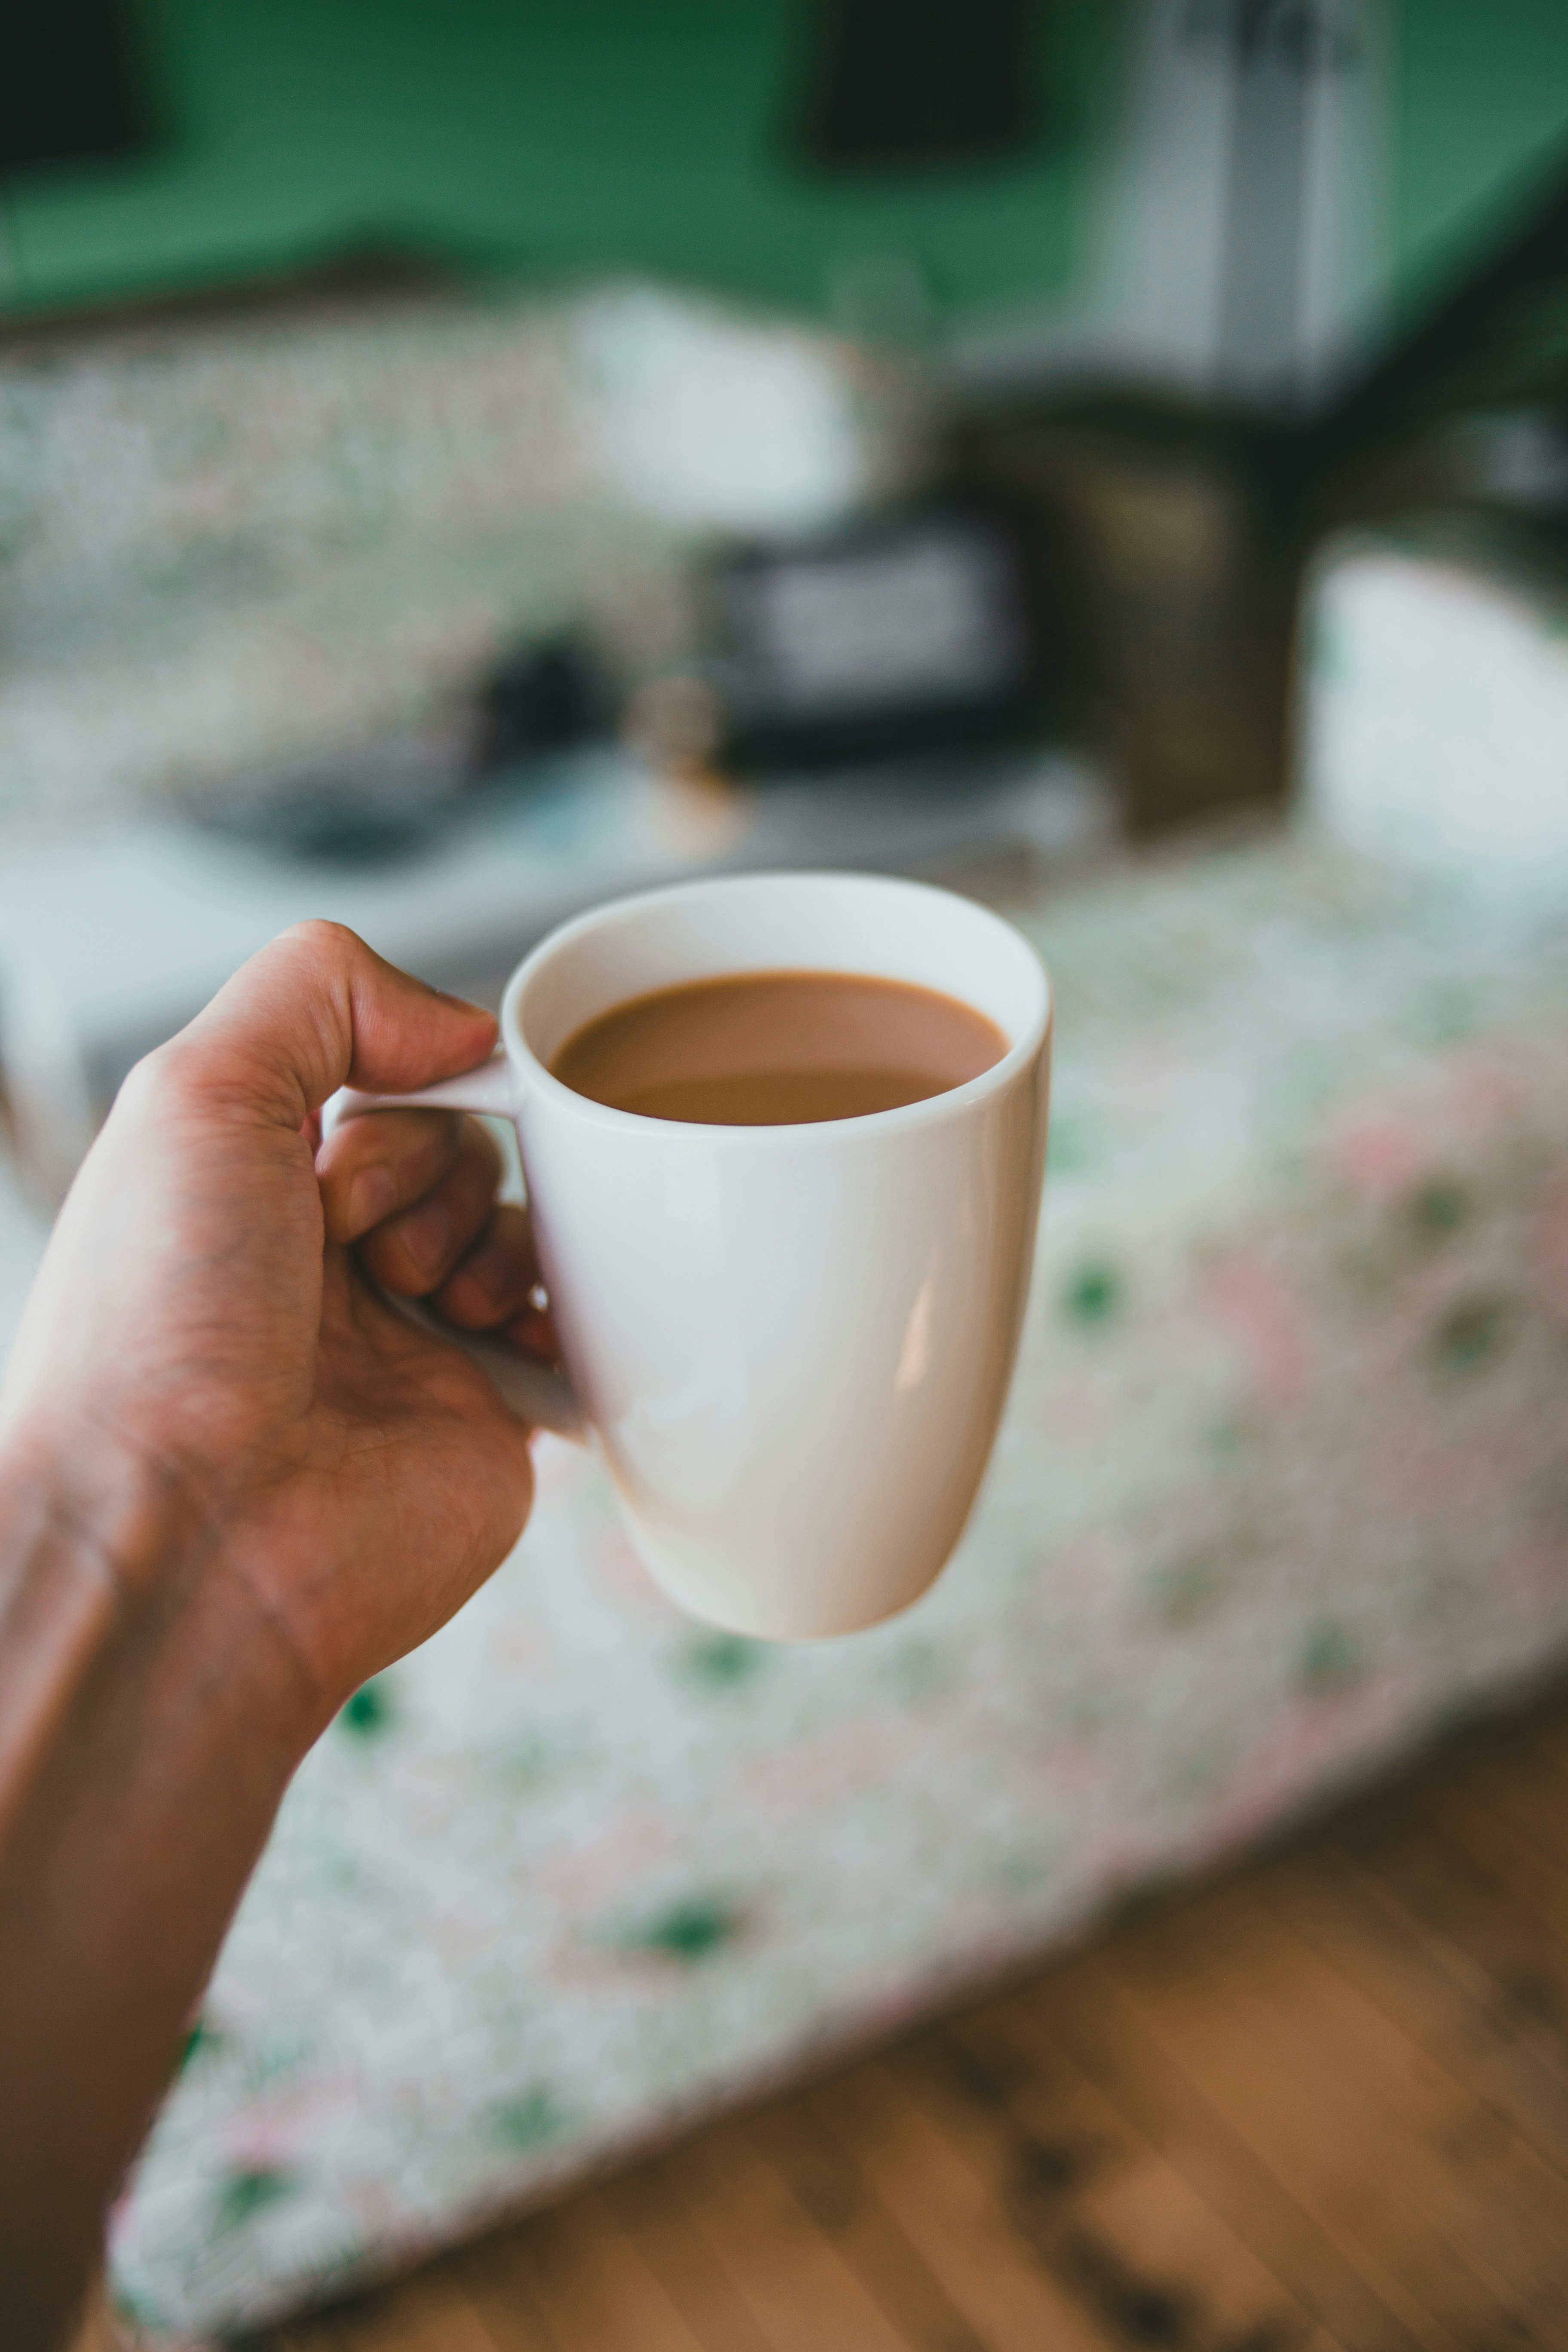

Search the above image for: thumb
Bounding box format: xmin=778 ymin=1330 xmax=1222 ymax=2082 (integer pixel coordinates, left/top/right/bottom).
xmin=172 ymin=921 xmax=499 ymax=1129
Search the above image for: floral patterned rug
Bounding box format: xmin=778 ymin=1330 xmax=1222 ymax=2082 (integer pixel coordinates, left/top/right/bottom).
xmin=6 ymin=833 xmax=1568 ymax=2340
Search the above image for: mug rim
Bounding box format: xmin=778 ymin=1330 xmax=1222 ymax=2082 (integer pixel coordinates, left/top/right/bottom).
xmin=500 ymin=869 xmax=1052 ymax=1143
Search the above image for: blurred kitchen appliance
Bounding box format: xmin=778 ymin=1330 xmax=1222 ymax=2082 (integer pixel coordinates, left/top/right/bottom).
xmin=947 ymin=397 xmax=1299 ymax=829
xmin=686 ymin=500 xmax=1054 ymax=778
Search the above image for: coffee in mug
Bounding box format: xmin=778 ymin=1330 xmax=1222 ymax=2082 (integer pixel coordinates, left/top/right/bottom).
xmin=550 ymin=970 xmax=1008 ymax=1127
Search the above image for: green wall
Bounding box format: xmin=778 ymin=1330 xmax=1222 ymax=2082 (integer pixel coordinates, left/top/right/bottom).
xmin=2 ymin=0 xmax=1127 ymax=324
xmin=1392 ymin=0 xmax=1568 ymax=320
xmin=12 ymin=2 xmax=1568 ymax=346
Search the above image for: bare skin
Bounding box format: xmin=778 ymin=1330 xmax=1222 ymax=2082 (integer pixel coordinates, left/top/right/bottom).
xmin=0 ymin=922 xmax=557 ymax=2351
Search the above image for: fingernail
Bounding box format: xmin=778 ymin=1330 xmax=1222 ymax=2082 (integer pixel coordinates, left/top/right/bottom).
xmin=430 ymin=983 xmax=493 ymax=1020
xmin=346 ymin=1164 xmax=396 ymax=1236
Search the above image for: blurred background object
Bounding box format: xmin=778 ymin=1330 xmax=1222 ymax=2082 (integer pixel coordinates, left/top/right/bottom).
xmin=682 ymin=496 xmax=1050 ymax=776
xmin=790 ymin=0 xmax=1039 ymax=174
xmin=3 ymin=0 xmax=1566 ymax=863
xmin=0 ymin=0 xmax=156 ymax=186
xmin=6 ymin=0 xmax=1568 ymax=853
xmin=1297 ymin=519 xmax=1568 ymax=906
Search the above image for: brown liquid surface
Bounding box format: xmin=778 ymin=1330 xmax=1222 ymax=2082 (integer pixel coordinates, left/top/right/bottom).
xmin=550 ymin=970 xmax=1007 ymax=1126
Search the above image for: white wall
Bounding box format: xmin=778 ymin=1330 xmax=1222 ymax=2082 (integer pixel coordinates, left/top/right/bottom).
xmin=951 ymin=0 xmax=1395 ymax=411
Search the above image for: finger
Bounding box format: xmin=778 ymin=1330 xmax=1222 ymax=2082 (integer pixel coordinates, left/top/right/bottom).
xmin=162 ymin=919 xmax=498 ymax=1130
xmin=428 ymin=1204 xmax=542 ymax=1329
xmin=430 ymin=1208 xmax=563 ymax=1366
xmin=315 ymin=1107 xmax=465 ymax=1246
xmin=356 ymin=1119 xmax=504 ymax=1297
xmin=500 ymin=1302 xmax=562 ymax=1365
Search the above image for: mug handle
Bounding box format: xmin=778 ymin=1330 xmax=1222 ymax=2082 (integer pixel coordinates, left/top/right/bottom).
xmin=322 ymin=1047 xmax=585 ymax=1439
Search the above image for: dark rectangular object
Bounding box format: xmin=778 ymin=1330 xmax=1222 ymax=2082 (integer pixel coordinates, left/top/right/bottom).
xmin=0 ymin=0 xmax=153 ymax=178
xmin=695 ymin=502 xmax=1050 ymax=777
xmin=793 ymin=0 xmax=1036 ymax=172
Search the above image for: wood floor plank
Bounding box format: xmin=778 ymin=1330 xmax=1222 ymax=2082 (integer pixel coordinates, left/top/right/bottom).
xmin=807 ymin=2050 xmax=1114 ymax=2351
xmin=600 ymin=2162 xmax=780 ymax=2352
xmin=441 ymin=2270 xmax=556 ymax=2352
xmin=952 ymin=1990 xmax=1338 ymax=2352
xmin=658 ymin=2116 xmax=919 ymax=2352
xmin=1099 ymin=1900 xmax=1488 ymax=2350
xmin=1032 ymin=1952 xmax=1431 ymax=2352
xmin=461 ymin=2193 xmax=704 ymax=2352
xmin=322 ymin=2264 xmax=515 ymax=2352
xmin=745 ymin=2095 xmax=993 ymax=2352
xmin=1332 ymin=1806 xmax=1568 ymax=2085
xmin=1107 ymin=1878 xmax=1568 ymax=2344
xmin=1520 ymin=1711 xmax=1568 ymax=1789
xmin=1415 ymin=1773 xmax=1568 ymax=1947
xmin=1449 ymin=1738 xmax=1568 ymax=1876
xmin=1259 ymin=1844 xmax=1568 ymax=2178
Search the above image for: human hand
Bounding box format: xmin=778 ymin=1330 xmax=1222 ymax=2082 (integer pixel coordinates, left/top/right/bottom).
xmin=0 ymin=921 xmax=548 ymax=1733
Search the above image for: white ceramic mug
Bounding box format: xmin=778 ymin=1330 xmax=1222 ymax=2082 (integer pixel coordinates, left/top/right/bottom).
xmin=325 ymin=871 xmax=1051 ymax=1639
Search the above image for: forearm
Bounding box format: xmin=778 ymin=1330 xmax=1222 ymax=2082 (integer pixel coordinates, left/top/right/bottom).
xmin=0 ymin=1438 xmax=319 ymax=2352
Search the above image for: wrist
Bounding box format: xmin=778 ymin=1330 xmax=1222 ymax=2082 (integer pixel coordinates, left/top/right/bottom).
xmin=0 ymin=1416 xmax=326 ymax=1788
xmin=0 ymin=1421 xmax=319 ymax=2350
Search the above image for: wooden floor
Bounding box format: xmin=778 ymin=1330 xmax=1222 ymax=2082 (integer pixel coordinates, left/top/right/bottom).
xmin=89 ymin=1690 xmax=1568 ymax=2352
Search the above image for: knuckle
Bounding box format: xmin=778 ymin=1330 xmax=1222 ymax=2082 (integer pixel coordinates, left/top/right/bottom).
xmin=279 ymin=916 xmax=363 ymax=961
xmin=115 ymin=1037 xmax=194 ymax=1119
